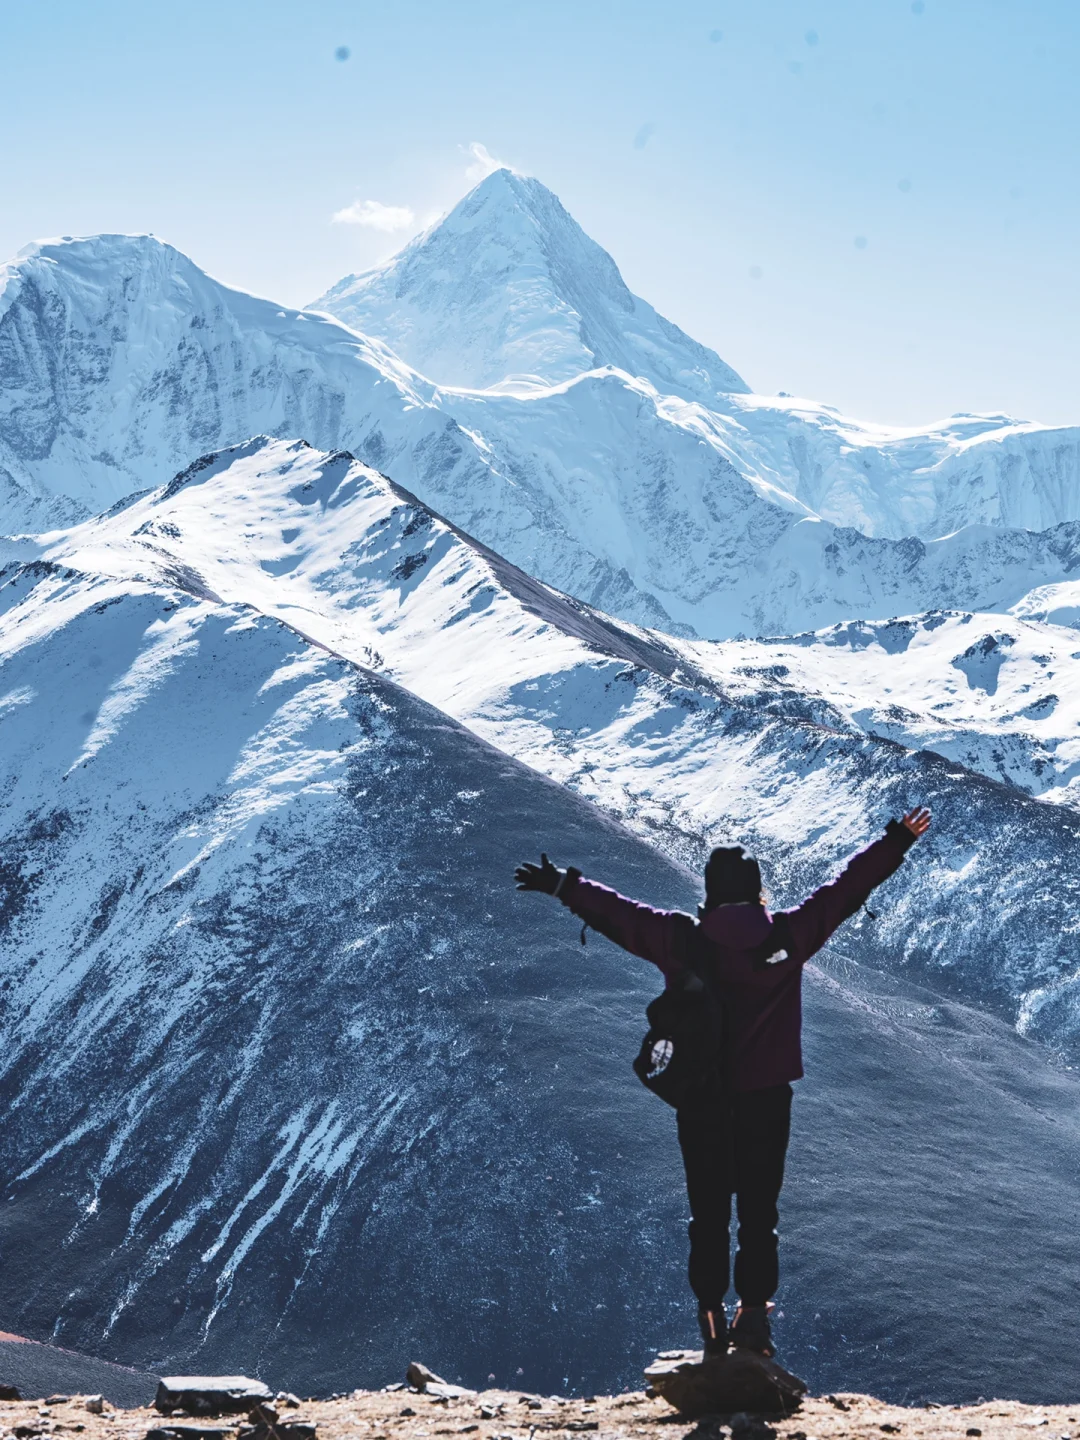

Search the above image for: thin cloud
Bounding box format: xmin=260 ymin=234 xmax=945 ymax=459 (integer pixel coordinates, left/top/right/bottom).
xmin=464 ymin=142 xmax=511 ymax=183
xmin=331 ymin=199 xmax=416 ymax=232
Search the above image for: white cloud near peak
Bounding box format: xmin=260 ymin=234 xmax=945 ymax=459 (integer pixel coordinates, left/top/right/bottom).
xmin=331 ymin=199 xmax=416 ymax=232
xmin=464 ymin=142 xmax=511 ymax=183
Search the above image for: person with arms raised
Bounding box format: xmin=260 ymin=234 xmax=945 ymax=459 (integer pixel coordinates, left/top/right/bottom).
xmin=515 ymin=808 xmax=932 ymax=1360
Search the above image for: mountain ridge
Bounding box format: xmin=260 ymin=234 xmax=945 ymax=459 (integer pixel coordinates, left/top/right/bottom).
xmin=7 ymin=443 xmax=1080 ymax=1398
xmin=17 ymin=433 xmax=1080 ymax=1046
xmin=4 ymin=230 xmax=1080 ymax=639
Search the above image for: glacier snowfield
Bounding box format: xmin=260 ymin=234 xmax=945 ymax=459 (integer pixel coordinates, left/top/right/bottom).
xmin=4 ymin=167 xmax=1080 ymax=1400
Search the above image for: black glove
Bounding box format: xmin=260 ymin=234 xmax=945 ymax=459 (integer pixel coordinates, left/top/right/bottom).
xmin=514 ymin=852 xmax=565 ymax=894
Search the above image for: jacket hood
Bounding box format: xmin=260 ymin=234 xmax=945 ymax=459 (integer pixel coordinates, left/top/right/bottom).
xmin=698 ymin=901 xmax=773 ymax=950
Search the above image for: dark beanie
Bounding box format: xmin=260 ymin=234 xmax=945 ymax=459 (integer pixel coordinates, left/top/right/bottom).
xmin=703 ymin=845 xmax=762 ymax=908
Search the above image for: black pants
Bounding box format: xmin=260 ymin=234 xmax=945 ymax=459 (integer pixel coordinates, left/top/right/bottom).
xmin=676 ymin=1083 xmax=792 ymax=1310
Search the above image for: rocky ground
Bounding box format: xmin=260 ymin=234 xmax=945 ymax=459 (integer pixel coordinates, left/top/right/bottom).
xmin=2 ymin=1383 xmax=1078 ymax=1440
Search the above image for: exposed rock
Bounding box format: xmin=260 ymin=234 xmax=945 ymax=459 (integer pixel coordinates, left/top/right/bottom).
xmin=0 ymin=1385 xmax=23 ymax=1401
xmin=403 ymin=1364 xmax=475 ymax=1401
xmin=644 ymin=1347 xmax=807 ymax=1418
xmin=404 ymin=1365 xmax=444 ymax=1391
xmin=154 ymin=1380 xmax=273 ymax=1416
xmin=145 ymin=1426 xmax=235 ymax=1440
xmin=236 ymin=1424 xmax=317 ymax=1440
xmin=84 ymin=1398 xmax=105 ymax=1415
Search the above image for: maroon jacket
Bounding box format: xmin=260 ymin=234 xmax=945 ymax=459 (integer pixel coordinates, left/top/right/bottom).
xmin=558 ymin=824 xmax=916 ymax=1093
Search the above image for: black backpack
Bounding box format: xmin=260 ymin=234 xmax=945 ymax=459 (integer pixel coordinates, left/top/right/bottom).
xmin=632 ymin=912 xmax=793 ymax=1109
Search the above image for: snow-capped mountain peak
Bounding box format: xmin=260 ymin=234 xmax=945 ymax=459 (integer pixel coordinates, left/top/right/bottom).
xmin=311 ymin=168 xmax=750 ymax=402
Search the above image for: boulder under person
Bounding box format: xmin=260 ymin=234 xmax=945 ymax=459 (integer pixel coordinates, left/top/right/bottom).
xmin=514 ymin=808 xmax=931 ymax=1359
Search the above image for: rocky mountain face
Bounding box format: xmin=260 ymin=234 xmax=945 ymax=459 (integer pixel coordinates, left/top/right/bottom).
xmin=310 ymin=168 xmax=750 ymax=402
xmin=0 ymin=234 xmax=502 ymax=541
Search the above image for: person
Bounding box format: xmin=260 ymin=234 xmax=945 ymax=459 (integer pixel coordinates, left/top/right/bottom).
xmin=514 ymin=808 xmax=931 ymax=1360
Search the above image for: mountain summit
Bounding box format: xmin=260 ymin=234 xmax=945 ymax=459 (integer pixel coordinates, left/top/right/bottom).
xmin=311 ymin=168 xmax=750 ymax=402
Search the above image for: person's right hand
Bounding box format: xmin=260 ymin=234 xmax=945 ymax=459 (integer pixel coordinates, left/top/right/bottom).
xmin=902 ymin=807 xmax=932 ymax=839
xmin=514 ymin=852 xmax=564 ymax=894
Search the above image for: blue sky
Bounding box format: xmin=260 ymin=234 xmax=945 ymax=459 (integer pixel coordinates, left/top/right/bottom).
xmin=2 ymin=0 xmax=1077 ymax=426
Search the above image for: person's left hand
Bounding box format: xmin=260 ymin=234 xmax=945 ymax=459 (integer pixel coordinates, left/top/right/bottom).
xmin=902 ymin=807 xmax=932 ymax=838
xmin=514 ymin=853 xmax=563 ymax=893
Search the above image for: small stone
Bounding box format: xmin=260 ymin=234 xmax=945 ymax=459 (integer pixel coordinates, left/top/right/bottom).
xmin=275 ymin=1396 xmax=300 ymax=1411
xmin=0 ymin=1385 xmax=22 ymax=1402
xmin=84 ymin=1399 xmax=105 ymax=1416
xmin=45 ymin=1401 xmax=70 ymax=1408
xmin=967 ymin=1431 xmax=982 ymax=1437
xmin=399 ymin=1409 xmax=416 ymax=1418
xmin=479 ymin=1408 xmax=497 ymax=1421
xmin=527 ymin=1401 xmax=543 ymax=1411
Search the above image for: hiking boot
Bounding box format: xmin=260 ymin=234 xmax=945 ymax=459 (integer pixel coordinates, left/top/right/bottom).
xmin=730 ymin=1302 xmax=775 ymax=1357
xmin=697 ymin=1303 xmax=729 ymax=1357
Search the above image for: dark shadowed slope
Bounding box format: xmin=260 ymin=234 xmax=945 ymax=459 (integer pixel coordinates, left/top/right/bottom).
xmin=0 ymin=1338 xmax=155 ymax=1407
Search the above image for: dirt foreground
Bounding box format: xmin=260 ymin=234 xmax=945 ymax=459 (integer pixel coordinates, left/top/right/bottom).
xmin=2 ymin=1385 xmax=1079 ymax=1440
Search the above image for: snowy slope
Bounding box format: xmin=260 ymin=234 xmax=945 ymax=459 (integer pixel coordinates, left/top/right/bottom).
xmin=21 ymin=436 xmax=1080 ymax=1047
xmin=684 ymin=612 xmax=1080 ymax=806
xmin=436 ymin=374 xmax=1080 ymax=637
xmin=695 ymin=394 xmax=1080 ymax=541
xmin=311 ymin=169 xmax=750 ymax=402
xmin=11 ymin=442 xmax=1080 ymax=1403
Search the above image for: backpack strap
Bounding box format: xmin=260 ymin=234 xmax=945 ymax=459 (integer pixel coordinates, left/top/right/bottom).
xmin=671 ymin=913 xmax=708 ymax=989
xmin=748 ymin=913 xmax=794 ymax=970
